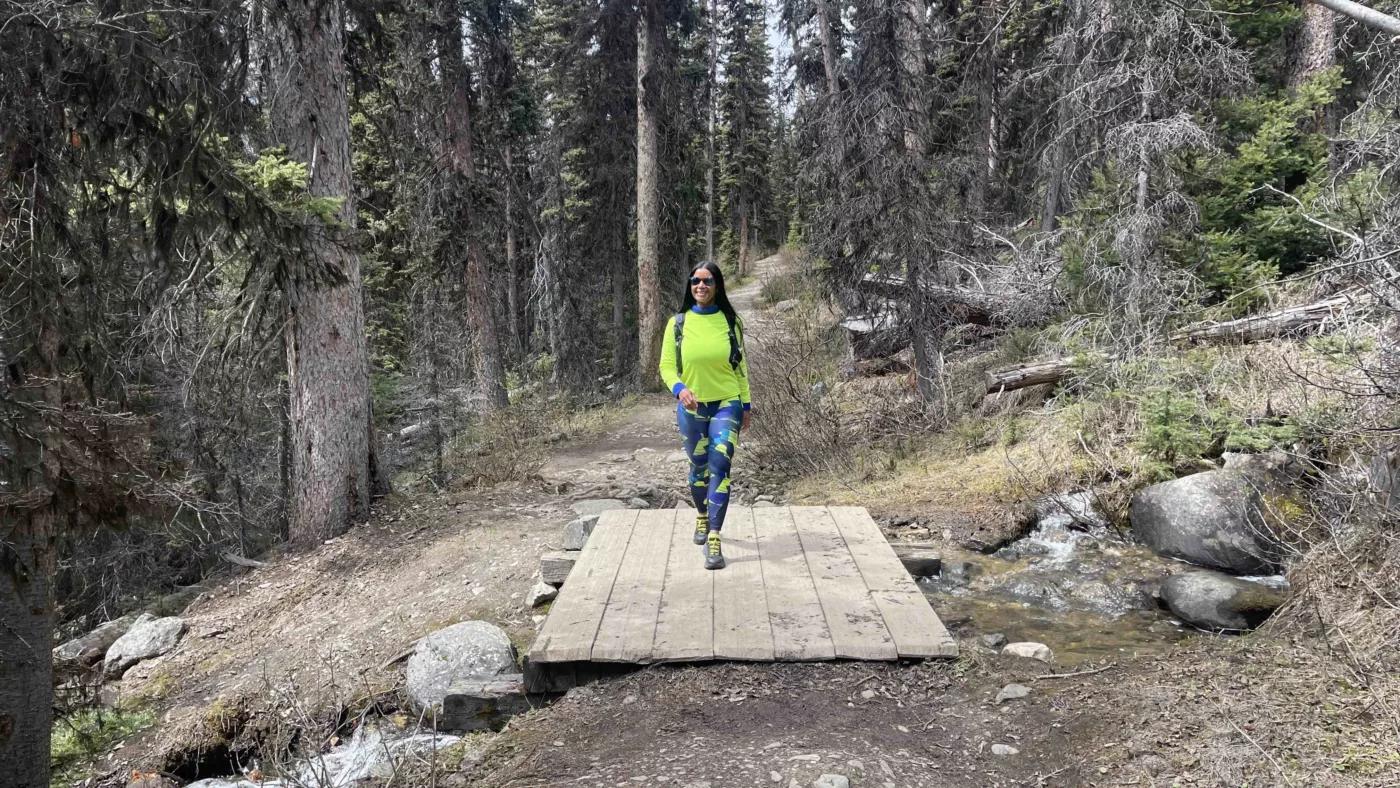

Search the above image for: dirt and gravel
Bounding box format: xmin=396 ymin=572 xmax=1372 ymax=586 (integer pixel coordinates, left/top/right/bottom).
xmin=84 ymin=259 xmax=1389 ymax=788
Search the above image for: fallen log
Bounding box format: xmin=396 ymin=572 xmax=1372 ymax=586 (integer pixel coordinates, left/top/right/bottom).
xmin=858 ymin=273 xmax=1008 ymax=325
xmin=840 ymin=310 xmax=910 ymax=360
xmin=984 ymin=292 xmax=1371 ymax=394
xmin=985 ymin=357 xmax=1079 ymax=394
xmin=220 ymin=552 xmax=268 ymax=570
xmin=1169 ymin=291 xmax=1370 ymax=344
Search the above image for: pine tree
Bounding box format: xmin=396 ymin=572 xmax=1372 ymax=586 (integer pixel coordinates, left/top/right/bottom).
xmin=718 ymin=0 xmax=774 ymax=277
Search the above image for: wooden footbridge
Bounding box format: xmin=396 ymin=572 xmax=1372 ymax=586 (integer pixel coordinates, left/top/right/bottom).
xmin=524 ymin=506 xmax=957 ymax=691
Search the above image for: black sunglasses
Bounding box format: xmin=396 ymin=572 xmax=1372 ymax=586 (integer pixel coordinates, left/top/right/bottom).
xmin=689 ymin=276 xmax=715 ymax=287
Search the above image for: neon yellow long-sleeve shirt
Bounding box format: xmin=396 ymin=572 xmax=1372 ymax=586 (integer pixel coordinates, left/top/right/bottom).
xmin=659 ymin=307 xmax=752 ymax=409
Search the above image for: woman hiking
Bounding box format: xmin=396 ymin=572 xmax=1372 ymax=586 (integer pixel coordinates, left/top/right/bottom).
xmin=659 ymin=261 xmax=752 ymax=570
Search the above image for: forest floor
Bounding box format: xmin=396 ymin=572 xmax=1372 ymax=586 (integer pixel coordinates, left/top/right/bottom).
xmin=94 ymin=255 xmax=1375 ymax=788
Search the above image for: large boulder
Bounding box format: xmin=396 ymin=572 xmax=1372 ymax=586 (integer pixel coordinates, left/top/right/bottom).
xmin=1160 ymin=572 xmax=1287 ymax=631
xmin=1130 ymin=451 xmax=1297 ymax=574
xmin=55 ymin=615 xmax=136 ymax=669
xmin=406 ymin=621 xmax=518 ymax=711
xmin=104 ymin=614 xmax=186 ymax=675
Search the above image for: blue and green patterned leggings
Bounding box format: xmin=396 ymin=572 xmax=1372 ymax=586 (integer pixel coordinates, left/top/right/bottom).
xmin=677 ymin=398 xmax=743 ymax=532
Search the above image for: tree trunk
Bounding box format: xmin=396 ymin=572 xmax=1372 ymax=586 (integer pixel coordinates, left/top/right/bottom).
xmin=1304 ymin=0 xmax=1400 ymax=35
xmin=815 ymin=0 xmax=840 ymax=97
xmin=1040 ymin=0 xmax=1084 ymax=233
xmin=706 ymin=0 xmax=718 ymax=265
xmin=268 ymin=0 xmax=373 ymax=545
xmin=439 ymin=0 xmax=510 ymax=411
xmin=637 ymin=0 xmax=663 ymax=391
xmin=1289 ymin=1 xmax=1337 ymax=89
xmin=505 ymin=147 xmax=522 ymax=360
xmin=738 ymin=210 xmax=750 ymax=278
xmin=0 ymin=318 xmax=60 ymax=788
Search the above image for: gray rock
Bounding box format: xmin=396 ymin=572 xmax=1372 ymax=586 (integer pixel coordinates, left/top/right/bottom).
xmin=982 ymin=633 xmax=1007 ymax=649
xmin=753 ymin=500 xmax=777 ymax=507
xmin=1130 ymin=452 xmax=1296 ymax=574
xmin=570 ymin=499 xmax=629 ymax=517
xmin=942 ymin=560 xmax=980 ymax=586
xmin=104 ymin=614 xmax=185 ymax=675
xmin=892 ymin=545 xmax=941 ymax=578
xmin=561 ymin=514 xmax=599 ymax=550
xmin=995 ymin=683 xmax=1031 ymax=704
xmin=1001 ymin=642 xmax=1054 ymax=663
xmin=774 ymin=299 xmax=799 ymax=314
xmin=541 ymin=551 xmax=579 ymax=586
xmin=55 ymin=615 xmax=136 ymax=668
xmin=406 ymin=621 xmax=518 ymax=711
xmin=991 ymin=744 xmax=1019 ymax=756
xmin=813 ymin=776 xmax=850 ymax=788
xmin=441 ymin=674 xmax=530 ymax=732
xmin=1160 ymin=571 xmax=1287 ymax=631
xmin=525 ymin=580 xmax=558 ymax=608
xmin=627 ymin=497 xmax=651 ymax=509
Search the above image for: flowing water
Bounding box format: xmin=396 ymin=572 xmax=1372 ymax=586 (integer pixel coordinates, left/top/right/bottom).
xmin=918 ymin=492 xmax=1287 ymax=666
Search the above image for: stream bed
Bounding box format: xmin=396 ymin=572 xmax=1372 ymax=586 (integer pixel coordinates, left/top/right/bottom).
xmin=917 ymin=493 xmax=1286 ymax=665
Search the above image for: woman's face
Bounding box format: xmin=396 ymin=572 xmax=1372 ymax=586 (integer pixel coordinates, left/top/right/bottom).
xmin=690 ymin=268 xmax=717 ymax=307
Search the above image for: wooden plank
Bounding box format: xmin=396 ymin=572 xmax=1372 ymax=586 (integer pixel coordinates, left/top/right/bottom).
xmin=591 ymin=509 xmax=675 ymax=662
xmin=826 ymin=506 xmax=921 ymax=593
xmin=792 ymin=507 xmax=897 ymax=660
xmin=529 ymin=510 xmax=638 ymax=663
xmin=650 ymin=507 xmax=715 ymax=661
xmin=825 ymin=507 xmax=957 ymax=657
xmin=752 ymin=507 xmax=835 ymax=661
xmin=712 ymin=507 xmax=775 ymax=660
xmin=869 ymin=590 xmax=959 ymax=657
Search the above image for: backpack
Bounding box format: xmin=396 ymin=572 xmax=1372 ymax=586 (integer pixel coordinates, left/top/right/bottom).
xmin=674 ymin=310 xmax=743 ymax=376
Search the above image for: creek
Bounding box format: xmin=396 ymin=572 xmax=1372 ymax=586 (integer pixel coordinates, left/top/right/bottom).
xmin=917 ymin=492 xmax=1287 ymax=666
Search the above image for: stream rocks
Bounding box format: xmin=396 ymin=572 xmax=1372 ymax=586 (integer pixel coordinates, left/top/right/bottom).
xmin=1159 ymin=572 xmax=1287 ymax=631
xmin=56 ymin=615 xmax=136 ymax=669
xmin=1130 ymin=451 xmax=1298 ymax=575
xmin=104 ymin=614 xmax=186 ymax=675
xmin=406 ymin=621 xmax=518 ymax=710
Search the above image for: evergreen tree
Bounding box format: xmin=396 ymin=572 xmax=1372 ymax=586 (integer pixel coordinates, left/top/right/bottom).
xmin=718 ymin=0 xmax=774 ymax=277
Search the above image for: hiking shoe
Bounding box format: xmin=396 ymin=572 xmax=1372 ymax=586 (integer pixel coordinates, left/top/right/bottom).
xmin=693 ymin=515 xmax=708 ymax=545
xmin=704 ymin=531 xmax=726 ymax=570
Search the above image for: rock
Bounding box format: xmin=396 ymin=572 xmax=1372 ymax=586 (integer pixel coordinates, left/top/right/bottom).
xmin=813 ymin=776 xmax=850 ymax=788
xmin=55 ymin=615 xmax=136 ymax=669
xmin=755 ymin=494 xmax=775 ymax=503
xmin=525 ymin=580 xmax=558 ymax=608
xmin=991 ymin=744 xmax=1019 ymax=756
xmin=941 ymin=560 xmax=980 ymax=586
xmin=570 ymin=499 xmax=629 ymax=517
xmin=406 ymin=621 xmax=518 ymax=711
xmin=995 ymin=683 xmax=1031 ymax=704
xmin=628 ymin=497 xmax=651 ymax=509
xmin=1159 ymin=571 xmax=1287 ymax=631
xmin=441 ymin=674 xmax=531 ymax=732
xmin=754 ymin=500 xmax=777 ymax=507
xmin=982 ymin=633 xmax=1007 ymax=649
xmin=104 ymin=614 xmax=186 ymax=675
xmin=1130 ymin=452 xmax=1297 ymax=574
xmin=892 ymin=545 xmax=941 ymax=578
xmin=561 ymin=515 xmax=599 ymax=550
xmin=541 ymin=551 xmax=579 ymax=586
xmin=774 ymin=299 xmax=799 ymax=314
xmin=1001 ymin=642 xmax=1054 ymax=663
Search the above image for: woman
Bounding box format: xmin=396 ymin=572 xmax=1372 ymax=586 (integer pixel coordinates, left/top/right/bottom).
xmin=659 ymin=261 xmax=752 ymax=570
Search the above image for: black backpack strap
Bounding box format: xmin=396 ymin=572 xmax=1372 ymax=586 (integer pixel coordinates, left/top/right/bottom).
xmin=674 ymin=311 xmax=686 ymax=376
xmin=726 ymin=313 xmax=743 ymax=371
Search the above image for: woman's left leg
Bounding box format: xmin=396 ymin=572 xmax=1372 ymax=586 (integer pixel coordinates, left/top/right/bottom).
xmin=702 ymin=398 xmax=745 ymax=533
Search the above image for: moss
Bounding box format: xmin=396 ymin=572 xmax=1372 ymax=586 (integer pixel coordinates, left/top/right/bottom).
xmin=51 ymin=708 xmax=156 ymax=786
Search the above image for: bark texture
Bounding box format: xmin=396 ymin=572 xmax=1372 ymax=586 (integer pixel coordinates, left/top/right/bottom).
xmin=439 ymin=0 xmax=510 ymax=410
xmin=637 ymin=0 xmax=664 ymax=391
xmin=268 ymin=0 xmax=373 ymax=545
xmin=1289 ymin=1 xmax=1336 ymax=89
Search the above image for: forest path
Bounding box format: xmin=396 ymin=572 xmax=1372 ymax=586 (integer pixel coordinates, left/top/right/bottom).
xmin=109 ymin=253 xmax=1146 ymax=787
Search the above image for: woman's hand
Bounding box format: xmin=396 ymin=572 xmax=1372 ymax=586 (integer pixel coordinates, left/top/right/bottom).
xmin=678 ymin=388 xmax=699 ymax=410
xmin=741 ymin=411 xmax=751 ymax=432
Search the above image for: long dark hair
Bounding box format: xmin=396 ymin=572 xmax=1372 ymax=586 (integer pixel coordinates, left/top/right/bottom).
xmin=679 ymin=261 xmax=740 ymax=327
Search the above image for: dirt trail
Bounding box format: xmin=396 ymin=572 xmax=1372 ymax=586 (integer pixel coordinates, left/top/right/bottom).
xmin=99 ymin=256 xmax=1208 ymax=788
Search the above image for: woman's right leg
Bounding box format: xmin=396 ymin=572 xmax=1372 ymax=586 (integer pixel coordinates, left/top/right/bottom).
xmin=676 ymin=401 xmax=711 ymax=543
